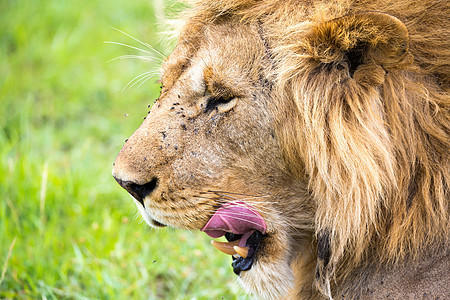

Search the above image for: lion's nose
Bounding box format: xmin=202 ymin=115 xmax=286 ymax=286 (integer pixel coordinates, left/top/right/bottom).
xmin=113 ymin=177 xmax=158 ymax=206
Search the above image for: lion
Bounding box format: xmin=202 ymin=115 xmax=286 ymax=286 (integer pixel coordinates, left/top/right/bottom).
xmin=112 ymin=0 xmax=449 ymax=299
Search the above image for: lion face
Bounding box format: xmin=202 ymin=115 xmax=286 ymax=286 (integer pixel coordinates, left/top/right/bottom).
xmin=113 ymin=1 xmax=449 ymax=299
xmin=113 ymin=20 xmax=311 ymax=298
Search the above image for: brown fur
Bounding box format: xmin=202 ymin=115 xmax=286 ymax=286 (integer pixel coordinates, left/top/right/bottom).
xmin=113 ymin=0 xmax=449 ymax=298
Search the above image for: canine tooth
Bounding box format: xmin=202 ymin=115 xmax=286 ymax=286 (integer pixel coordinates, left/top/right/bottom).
xmin=211 ymin=240 xmax=240 ymax=255
xmin=233 ymin=246 xmax=249 ymax=258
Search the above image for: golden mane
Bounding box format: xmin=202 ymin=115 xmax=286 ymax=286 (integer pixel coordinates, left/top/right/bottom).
xmin=186 ymin=0 xmax=449 ymax=294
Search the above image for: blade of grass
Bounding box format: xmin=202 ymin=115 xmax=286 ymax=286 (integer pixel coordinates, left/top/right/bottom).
xmin=0 ymin=237 xmax=17 ymax=286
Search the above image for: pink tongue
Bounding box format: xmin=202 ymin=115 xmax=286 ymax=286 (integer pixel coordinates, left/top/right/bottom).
xmin=201 ymin=201 xmax=266 ymax=238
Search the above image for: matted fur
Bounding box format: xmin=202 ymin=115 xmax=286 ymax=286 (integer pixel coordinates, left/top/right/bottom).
xmin=114 ymin=0 xmax=449 ymax=298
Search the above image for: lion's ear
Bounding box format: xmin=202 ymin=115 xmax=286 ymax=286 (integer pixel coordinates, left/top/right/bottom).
xmin=306 ymin=12 xmax=411 ymax=85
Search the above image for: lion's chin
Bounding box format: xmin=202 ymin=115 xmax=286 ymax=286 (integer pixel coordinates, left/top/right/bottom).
xmin=131 ymin=196 xmax=167 ymax=228
xmin=238 ymin=258 xmax=294 ymax=300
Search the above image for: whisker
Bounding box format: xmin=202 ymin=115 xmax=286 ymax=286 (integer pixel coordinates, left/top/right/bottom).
xmin=106 ymin=55 xmax=155 ymax=63
xmin=211 ymin=197 xmax=277 ymax=207
xmin=196 ymin=192 xmax=277 ymax=208
xmin=207 ymin=190 xmax=260 ymax=197
xmin=198 ymin=200 xmax=279 ymax=216
xmin=201 ymin=210 xmax=267 ymax=219
xmin=111 ymin=27 xmax=167 ymax=58
xmin=215 ymin=195 xmax=271 ymax=203
xmin=211 ymin=195 xmax=278 ymax=204
xmin=104 ymin=41 xmax=154 ymax=55
xmin=136 ymin=73 xmax=156 ymax=89
xmin=122 ymin=71 xmax=158 ymax=92
xmin=194 ymin=195 xmax=220 ymax=201
xmin=134 ymin=212 xmax=145 ymax=224
xmin=194 ymin=195 xmax=277 ymax=212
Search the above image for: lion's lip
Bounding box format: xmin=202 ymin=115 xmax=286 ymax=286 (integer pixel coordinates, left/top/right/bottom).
xmin=229 ymin=230 xmax=264 ymax=275
xmin=201 ymin=201 xmax=266 ymax=275
xmin=150 ymin=219 xmax=166 ymax=228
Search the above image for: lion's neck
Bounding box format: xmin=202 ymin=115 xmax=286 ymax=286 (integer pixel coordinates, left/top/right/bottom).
xmin=337 ymin=243 xmax=450 ymax=299
xmin=287 ymin=239 xmax=449 ymax=299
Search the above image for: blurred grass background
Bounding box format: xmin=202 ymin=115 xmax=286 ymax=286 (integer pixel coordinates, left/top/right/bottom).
xmin=0 ymin=0 xmax=248 ymax=298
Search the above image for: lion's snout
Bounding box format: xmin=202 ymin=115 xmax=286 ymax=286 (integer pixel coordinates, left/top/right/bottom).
xmin=112 ymin=112 xmax=172 ymax=206
xmin=112 ymin=132 xmax=161 ymax=206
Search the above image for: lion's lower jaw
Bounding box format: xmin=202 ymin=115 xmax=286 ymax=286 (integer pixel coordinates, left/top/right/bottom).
xmin=238 ymin=259 xmax=294 ymax=300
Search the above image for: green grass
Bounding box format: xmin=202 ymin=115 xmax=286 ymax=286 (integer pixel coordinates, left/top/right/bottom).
xmin=0 ymin=0 xmax=249 ymax=298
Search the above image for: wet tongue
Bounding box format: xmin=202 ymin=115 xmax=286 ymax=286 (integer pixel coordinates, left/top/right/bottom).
xmin=202 ymin=201 xmax=266 ymax=250
xmin=202 ymin=201 xmax=266 ymax=237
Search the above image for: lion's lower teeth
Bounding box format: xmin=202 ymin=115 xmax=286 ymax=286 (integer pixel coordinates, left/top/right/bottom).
xmin=211 ymin=240 xmax=249 ymax=257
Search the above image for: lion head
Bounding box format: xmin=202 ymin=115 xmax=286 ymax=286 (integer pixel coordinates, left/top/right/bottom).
xmin=113 ymin=1 xmax=449 ymax=299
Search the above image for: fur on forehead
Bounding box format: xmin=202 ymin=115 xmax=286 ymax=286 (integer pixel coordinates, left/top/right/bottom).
xmin=185 ymin=0 xmax=353 ymax=23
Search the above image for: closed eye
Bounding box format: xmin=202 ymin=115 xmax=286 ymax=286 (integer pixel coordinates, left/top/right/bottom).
xmin=205 ymin=96 xmax=234 ymax=112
